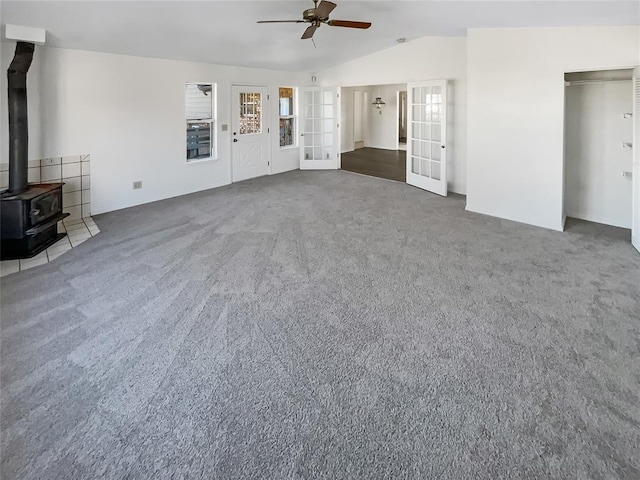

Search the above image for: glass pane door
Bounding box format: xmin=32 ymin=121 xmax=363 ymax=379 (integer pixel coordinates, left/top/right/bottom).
xmin=407 ymin=80 xmax=447 ymax=196
xmin=300 ymin=88 xmax=339 ymax=170
xmin=239 ymin=92 xmax=262 ymax=135
xmin=231 ymin=85 xmax=269 ymax=182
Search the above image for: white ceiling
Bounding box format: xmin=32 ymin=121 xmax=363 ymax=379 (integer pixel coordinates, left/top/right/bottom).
xmin=1 ymin=1 xmax=638 ymax=72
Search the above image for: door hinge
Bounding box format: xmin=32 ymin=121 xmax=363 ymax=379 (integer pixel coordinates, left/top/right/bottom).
xmin=337 ymin=93 xmax=340 ymax=98
xmin=337 ymin=123 xmax=340 ymax=128
xmin=268 ymin=161 xmax=270 ymax=166
xmin=267 ymin=94 xmax=270 ymax=100
xmin=268 ymin=128 xmax=270 ymax=133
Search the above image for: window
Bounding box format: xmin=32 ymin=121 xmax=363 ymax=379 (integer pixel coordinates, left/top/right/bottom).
xmin=185 ymin=83 xmax=216 ymax=161
xmin=239 ymin=92 xmax=262 ymax=135
xmin=279 ymin=87 xmax=296 ymax=147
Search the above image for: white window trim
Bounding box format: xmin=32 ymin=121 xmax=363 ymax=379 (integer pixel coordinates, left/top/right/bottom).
xmin=279 ymin=87 xmax=298 ymax=149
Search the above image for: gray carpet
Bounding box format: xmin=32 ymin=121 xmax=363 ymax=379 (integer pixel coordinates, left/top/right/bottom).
xmin=2 ymin=170 xmax=639 ymax=479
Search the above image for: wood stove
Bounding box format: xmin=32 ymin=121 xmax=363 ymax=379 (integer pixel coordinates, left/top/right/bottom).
xmin=1 ymin=184 xmax=67 ymax=259
xmin=0 ymin=41 xmax=68 ymax=260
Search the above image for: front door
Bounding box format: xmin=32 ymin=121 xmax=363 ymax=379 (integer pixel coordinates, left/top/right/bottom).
xmin=406 ymin=80 xmax=448 ymax=196
xmin=232 ymin=85 xmax=270 ymax=182
xmin=300 ymin=87 xmax=339 ymax=170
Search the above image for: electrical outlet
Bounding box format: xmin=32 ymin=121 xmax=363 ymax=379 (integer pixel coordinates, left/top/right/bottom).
xmin=133 ymin=181 xmax=142 ymax=190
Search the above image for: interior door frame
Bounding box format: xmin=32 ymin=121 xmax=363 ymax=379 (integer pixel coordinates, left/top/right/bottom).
xmin=230 ymin=83 xmax=271 ymax=182
xmin=406 ymin=79 xmax=448 ymax=196
xmin=396 ymin=90 xmax=407 ymax=151
xmin=354 ymin=90 xmax=364 ymax=150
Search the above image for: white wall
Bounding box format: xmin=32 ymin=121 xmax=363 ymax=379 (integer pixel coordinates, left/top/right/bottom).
xmin=366 ymin=83 xmax=406 ymax=151
xmin=317 ymin=36 xmax=468 ymax=195
xmin=340 ymin=86 xmax=356 ymax=153
xmin=565 ymin=80 xmax=633 ymax=228
xmin=634 ymin=69 xmax=640 ymax=250
xmin=0 ymin=43 xmax=309 ymax=214
xmin=466 ymin=26 xmax=640 ymax=231
xmin=354 ymin=91 xmax=364 ymax=144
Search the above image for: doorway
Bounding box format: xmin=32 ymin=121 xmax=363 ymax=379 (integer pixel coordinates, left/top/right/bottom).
xmin=563 ymin=70 xmax=634 ymax=230
xmin=340 ymin=83 xmax=408 ymax=182
xmin=299 ymin=87 xmax=340 ymax=170
xmin=397 ymin=91 xmax=407 ymax=151
xmin=354 ymin=91 xmax=366 ymax=150
xmin=231 ymin=85 xmax=270 ymax=182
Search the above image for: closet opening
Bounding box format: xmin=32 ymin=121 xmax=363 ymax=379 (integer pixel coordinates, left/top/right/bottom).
xmin=563 ymin=69 xmax=634 ymax=238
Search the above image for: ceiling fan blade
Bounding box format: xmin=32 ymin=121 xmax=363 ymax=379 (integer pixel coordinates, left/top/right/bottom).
xmin=257 ymin=20 xmax=306 ymax=24
xmin=316 ymin=1 xmax=337 ymax=18
xmin=327 ymin=20 xmax=372 ymax=29
xmin=301 ymin=25 xmax=318 ymax=40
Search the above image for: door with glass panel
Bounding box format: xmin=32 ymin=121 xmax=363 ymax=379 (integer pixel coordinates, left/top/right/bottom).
xmin=231 ymin=85 xmax=270 ymax=182
xmin=406 ymin=80 xmax=448 ymax=196
xmin=300 ymin=87 xmax=339 ymax=170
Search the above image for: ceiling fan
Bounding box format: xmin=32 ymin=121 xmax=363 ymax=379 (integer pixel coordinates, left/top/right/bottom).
xmin=257 ymin=0 xmax=372 ymax=40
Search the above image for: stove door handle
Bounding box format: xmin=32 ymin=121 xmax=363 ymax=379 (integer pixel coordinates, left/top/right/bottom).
xmin=30 ymin=208 xmax=41 ymax=217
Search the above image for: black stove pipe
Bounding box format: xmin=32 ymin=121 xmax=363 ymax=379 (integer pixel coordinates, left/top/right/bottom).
xmin=7 ymin=42 xmax=35 ymax=194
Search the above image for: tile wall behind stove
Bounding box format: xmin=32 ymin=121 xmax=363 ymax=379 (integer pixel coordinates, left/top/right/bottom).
xmin=1 ymin=154 xmax=91 ymax=221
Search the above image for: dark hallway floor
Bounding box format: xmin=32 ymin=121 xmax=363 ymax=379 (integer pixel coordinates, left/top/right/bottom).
xmin=341 ymin=147 xmax=406 ymax=182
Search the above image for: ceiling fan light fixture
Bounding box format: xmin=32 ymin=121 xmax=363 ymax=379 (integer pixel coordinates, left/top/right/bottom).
xmin=257 ymin=0 xmax=371 ymax=41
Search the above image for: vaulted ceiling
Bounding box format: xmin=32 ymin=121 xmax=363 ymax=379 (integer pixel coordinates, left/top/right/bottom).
xmin=1 ymin=1 xmax=638 ymax=72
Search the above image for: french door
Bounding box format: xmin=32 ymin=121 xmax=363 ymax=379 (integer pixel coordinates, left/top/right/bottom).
xmin=299 ymin=87 xmax=339 ymax=170
xmin=231 ymin=85 xmax=270 ymax=182
xmin=406 ymin=80 xmax=448 ymax=196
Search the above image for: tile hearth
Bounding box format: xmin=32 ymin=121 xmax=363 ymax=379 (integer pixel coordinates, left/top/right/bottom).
xmin=1 ymin=153 xmax=92 ymax=222
xmin=0 ymin=217 xmax=100 ymax=277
